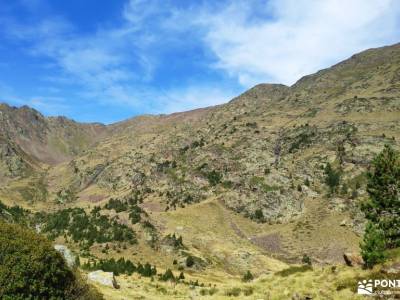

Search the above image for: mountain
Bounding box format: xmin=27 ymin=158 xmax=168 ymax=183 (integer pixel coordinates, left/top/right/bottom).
xmin=0 ymin=43 xmax=399 ymax=299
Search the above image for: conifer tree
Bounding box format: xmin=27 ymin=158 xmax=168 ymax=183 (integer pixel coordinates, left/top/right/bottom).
xmin=360 ymin=222 xmax=386 ymax=268
xmin=362 ymin=145 xmax=400 ymax=248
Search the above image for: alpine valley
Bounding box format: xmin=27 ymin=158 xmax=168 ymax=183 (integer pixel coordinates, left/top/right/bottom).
xmin=1 ymin=43 xmax=400 ymax=300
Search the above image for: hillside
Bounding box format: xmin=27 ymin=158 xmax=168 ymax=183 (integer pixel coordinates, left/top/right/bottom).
xmin=0 ymin=43 xmax=399 ymax=299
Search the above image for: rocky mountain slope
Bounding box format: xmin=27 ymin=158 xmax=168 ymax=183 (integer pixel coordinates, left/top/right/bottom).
xmin=0 ymin=43 xmax=399 ymax=299
xmin=44 ymin=43 xmax=399 ymax=221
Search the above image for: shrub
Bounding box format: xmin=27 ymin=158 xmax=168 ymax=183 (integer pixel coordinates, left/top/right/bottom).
xmin=206 ymin=170 xmax=222 ymax=186
xmin=302 ymin=254 xmax=312 ymax=266
xmin=186 ymin=255 xmax=195 ymax=267
xmin=324 ymin=163 xmax=341 ymax=194
xmin=253 ymin=209 xmax=264 ymax=222
xmin=0 ymin=221 xmax=102 ymax=300
xmin=163 ymin=233 xmax=184 ymax=249
xmin=105 ymin=198 xmax=128 ymax=212
xmin=243 ymin=286 xmax=254 ymax=296
xmin=225 ymin=287 xmax=241 ymax=297
xmin=242 ymin=270 xmax=254 ymax=282
xmin=276 ymin=265 xmax=312 ymax=277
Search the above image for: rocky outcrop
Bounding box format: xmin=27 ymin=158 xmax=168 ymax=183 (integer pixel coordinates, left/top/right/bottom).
xmin=88 ymin=270 xmax=119 ymax=289
xmin=381 ymin=263 xmax=400 ymax=275
xmin=54 ymin=245 xmax=76 ymax=268
xmin=343 ymin=252 xmax=364 ymax=267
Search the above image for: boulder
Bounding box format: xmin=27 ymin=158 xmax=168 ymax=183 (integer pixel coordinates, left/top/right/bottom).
xmin=54 ymin=244 xmax=76 ymax=268
xmin=88 ymin=270 xmax=119 ymax=289
xmin=381 ymin=263 xmax=400 ymax=275
xmin=343 ymin=252 xmax=364 ymax=267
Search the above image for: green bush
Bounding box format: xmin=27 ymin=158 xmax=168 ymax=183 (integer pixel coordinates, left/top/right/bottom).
xmin=324 ymin=162 xmax=341 ymax=194
xmin=225 ymin=287 xmax=241 ymax=297
xmin=186 ymin=255 xmax=195 ymax=267
xmin=302 ymin=254 xmax=312 ymax=266
xmin=105 ymin=198 xmax=129 ymax=212
xmin=0 ymin=221 xmax=102 ymax=300
xmin=243 ymin=286 xmax=254 ymax=296
xmin=276 ymin=265 xmax=312 ymax=277
xmin=206 ymin=170 xmax=223 ymax=186
xmin=242 ymin=270 xmax=254 ymax=282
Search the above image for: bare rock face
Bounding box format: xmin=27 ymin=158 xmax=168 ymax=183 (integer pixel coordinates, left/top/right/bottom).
xmin=88 ymin=270 xmax=119 ymax=289
xmin=54 ymin=245 xmax=76 ymax=268
xmin=343 ymin=252 xmax=364 ymax=267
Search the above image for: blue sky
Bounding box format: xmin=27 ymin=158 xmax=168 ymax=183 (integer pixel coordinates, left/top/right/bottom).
xmin=0 ymin=0 xmax=399 ymax=124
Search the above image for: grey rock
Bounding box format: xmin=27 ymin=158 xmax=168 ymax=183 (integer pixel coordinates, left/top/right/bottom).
xmin=88 ymin=270 xmax=119 ymax=289
xmin=54 ymin=244 xmax=76 ymax=268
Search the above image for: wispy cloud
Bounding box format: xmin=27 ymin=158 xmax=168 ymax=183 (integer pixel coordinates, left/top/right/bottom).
xmin=152 ymin=85 xmax=236 ymax=114
xmin=0 ymin=0 xmax=399 ymax=122
xmin=192 ymin=0 xmax=400 ymax=86
xmin=0 ymin=80 xmax=69 ymax=115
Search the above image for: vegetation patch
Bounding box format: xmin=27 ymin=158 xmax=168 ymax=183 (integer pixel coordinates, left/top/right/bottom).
xmin=41 ymin=207 xmax=137 ymax=247
xmin=275 ymin=265 xmax=312 ymax=277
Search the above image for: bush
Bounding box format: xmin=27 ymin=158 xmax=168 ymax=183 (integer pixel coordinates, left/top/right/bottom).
xmin=0 ymin=221 xmax=102 ymax=300
xmin=276 ymin=265 xmax=312 ymax=277
xmin=225 ymin=287 xmax=241 ymax=297
xmin=105 ymin=198 xmax=128 ymax=212
xmin=243 ymin=286 xmax=254 ymax=296
xmin=253 ymin=209 xmax=264 ymax=222
xmin=186 ymin=255 xmax=195 ymax=267
xmin=206 ymin=170 xmax=222 ymax=186
xmin=242 ymin=270 xmax=254 ymax=282
xmin=324 ymin=163 xmax=341 ymax=194
xmin=302 ymin=254 xmax=312 ymax=266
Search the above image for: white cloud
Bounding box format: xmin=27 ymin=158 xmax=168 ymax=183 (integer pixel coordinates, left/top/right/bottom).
xmin=194 ymin=0 xmax=400 ymax=86
xmin=154 ymin=86 xmax=236 ymax=114
xmin=2 ymin=0 xmax=399 ymax=120
xmin=0 ymin=81 xmax=68 ymax=115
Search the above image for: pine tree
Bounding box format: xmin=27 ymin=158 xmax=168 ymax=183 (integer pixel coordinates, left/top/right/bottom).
xmin=360 ymin=222 xmax=386 ymax=268
xmin=161 ymin=269 xmax=175 ymax=281
xmin=362 ymin=145 xmax=400 ymax=248
xmin=178 ymin=272 xmax=185 ymax=280
xmin=143 ymin=263 xmax=153 ymax=277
